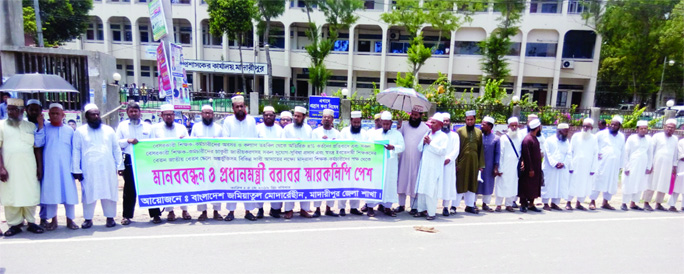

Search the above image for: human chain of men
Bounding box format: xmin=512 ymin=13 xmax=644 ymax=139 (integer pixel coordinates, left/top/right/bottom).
xmin=1 ymin=96 xmax=683 ymax=237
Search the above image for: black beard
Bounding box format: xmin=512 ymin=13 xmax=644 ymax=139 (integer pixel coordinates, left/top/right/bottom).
xmin=351 ymin=125 xmax=361 ymax=134
xmin=28 ymin=115 xmax=39 ymax=124
xmin=558 ymin=134 xmax=567 ymax=141
xmin=383 ymin=128 xmax=389 ymax=134
xmin=536 ymin=129 xmax=542 ymax=137
xmin=202 ymin=118 xmax=212 ymax=126
xmin=235 ymin=111 xmax=246 ymax=121
xmin=441 ymin=126 xmax=450 ymax=133
xmin=264 ymin=119 xmax=275 ymax=127
xmin=87 ymin=119 xmax=101 ymax=129
xmin=408 ymin=117 xmax=421 ymax=128
xmin=466 ymin=125 xmax=475 ymax=131
xmin=294 ymin=120 xmax=304 ymax=128
xmin=610 ymin=128 xmax=619 ymax=135
xmin=165 ymin=121 xmax=174 ymax=128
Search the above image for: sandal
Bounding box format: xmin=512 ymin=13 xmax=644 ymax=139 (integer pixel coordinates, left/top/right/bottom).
xmin=27 ymin=223 xmax=44 ymax=234
xmin=3 ymin=225 xmax=22 ymax=237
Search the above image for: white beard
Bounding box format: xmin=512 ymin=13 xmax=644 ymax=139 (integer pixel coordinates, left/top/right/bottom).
xmin=508 ymin=129 xmax=518 ymax=139
xmin=581 ymin=129 xmax=591 ymax=140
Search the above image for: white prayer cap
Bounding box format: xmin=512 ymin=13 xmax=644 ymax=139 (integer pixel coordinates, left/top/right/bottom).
xmin=381 ymin=111 xmax=392 ymax=121
xmin=412 ymin=105 xmax=425 ymax=113
xmin=26 ymin=99 xmax=41 ymax=106
xmin=636 ymin=120 xmax=649 ymax=127
xmin=351 ymin=111 xmax=362 ymax=119
xmin=294 ymin=106 xmax=307 ymax=114
xmin=557 ymin=123 xmax=569 ymax=129
xmin=201 ymin=105 xmax=214 ymax=111
xmin=374 ymin=113 xmax=381 ymax=120
xmin=231 ymin=95 xmax=244 ymax=104
xmin=430 ymin=113 xmax=444 ymax=123
xmin=507 ymin=117 xmax=519 ymax=125
xmin=528 ymin=119 xmax=541 ymax=129
xmin=528 ymin=113 xmax=538 ymax=119
xmin=322 ymin=109 xmax=334 ymax=116
xmin=7 ymin=98 xmax=23 ymax=107
xmin=160 ymin=104 xmax=174 ymax=112
xmin=483 ymin=116 xmax=495 ymax=124
xmin=583 ymin=118 xmax=594 ymax=125
xmin=465 ymin=110 xmax=476 ymax=117
xmin=263 ymin=106 xmax=275 ymax=113
xmin=280 ymin=111 xmax=292 ymax=118
xmin=666 ymin=118 xmax=677 ymax=126
xmin=48 ymin=103 xmax=63 ymax=110
xmin=84 ymin=103 xmax=99 ymax=113
xmin=442 ymin=112 xmax=451 ymax=120
xmin=611 ymin=115 xmax=623 ymax=124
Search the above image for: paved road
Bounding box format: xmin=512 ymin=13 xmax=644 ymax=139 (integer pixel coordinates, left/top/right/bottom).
xmin=1 ymin=206 xmax=683 ymax=274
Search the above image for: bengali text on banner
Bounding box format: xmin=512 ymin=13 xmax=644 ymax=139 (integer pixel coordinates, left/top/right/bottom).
xmin=132 ymin=138 xmax=388 ymax=208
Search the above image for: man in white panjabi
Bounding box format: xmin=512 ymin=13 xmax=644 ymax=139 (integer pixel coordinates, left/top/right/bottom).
xmin=190 ymin=105 xmax=225 ymax=221
xmin=590 ymin=115 xmax=625 ymax=210
xmin=279 ymin=111 xmax=293 ymax=128
xmin=149 ymin=104 xmax=189 ymax=221
xmin=413 ymin=113 xmax=448 ymax=220
xmin=541 ymin=123 xmax=571 ymax=211
xmin=669 ymin=135 xmax=684 ymax=212
xmin=567 ymin=118 xmax=598 ymax=210
xmin=439 ymin=113 xmax=459 ymax=216
xmin=494 ymin=117 xmax=523 ymax=213
xmin=0 ymin=98 xmax=46 ymax=236
xmin=256 ymin=106 xmax=284 ymax=218
xmin=311 ymin=108 xmax=341 ymax=217
xmin=620 ymin=120 xmax=652 ymax=211
xmin=366 ymin=111 xmax=405 ymax=217
xmin=338 ymin=110 xmax=367 ymax=216
xmin=72 ymin=104 xmax=123 ymax=229
xmin=281 ymin=106 xmax=314 ymax=219
xmin=222 ymin=95 xmax=260 ymax=220
xmin=642 ymin=118 xmax=678 ymax=211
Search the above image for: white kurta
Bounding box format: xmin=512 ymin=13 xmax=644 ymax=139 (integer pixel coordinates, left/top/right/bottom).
xmin=72 ymin=124 xmax=123 ymax=204
xmin=415 ymin=130 xmax=448 ymax=199
xmin=397 ymin=121 xmax=430 ymax=196
xmin=441 ymin=131 xmax=459 ymax=200
xmin=282 ymin=123 xmax=312 ymax=140
xmin=150 ymin=122 xmax=189 ymax=139
xmin=674 ymin=139 xmax=684 ymax=194
xmin=0 ymin=120 xmax=42 ymax=207
xmin=256 ymin=123 xmax=283 ymax=139
xmin=593 ymin=130 xmax=625 ymax=194
xmin=369 ymin=128 xmax=405 ymax=204
xmin=495 ymin=132 xmax=523 ymax=198
xmin=339 ymin=127 xmax=367 ymax=142
xmin=312 ymin=127 xmax=340 ymax=140
xmin=223 ymin=115 xmax=257 ymax=138
xmin=40 ymin=124 xmax=79 ymax=205
xmin=621 ymin=135 xmax=653 ymax=195
xmin=190 ymin=122 xmax=225 ymax=138
xmin=568 ymin=132 xmax=598 ymax=198
xmin=541 ymin=134 xmax=571 ymax=199
xmin=648 ymin=132 xmax=678 ymax=193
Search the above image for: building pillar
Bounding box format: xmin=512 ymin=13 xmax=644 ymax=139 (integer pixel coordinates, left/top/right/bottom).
xmin=103 ymin=17 xmax=112 ymax=54
xmin=447 ymin=30 xmax=456 ymax=82
xmin=347 ymin=25 xmax=356 ymax=92
xmin=515 ymin=30 xmax=528 ymax=97
xmin=379 ymin=26 xmax=388 ymax=91
xmin=222 ymin=33 xmax=229 ymax=61
xmin=582 ymin=34 xmax=602 ymax=108
xmin=550 ymin=30 xmax=565 ymax=107
xmin=284 ymin=23 xmax=291 ymax=66
xmin=132 ymin=19 xmax=141 ymax=88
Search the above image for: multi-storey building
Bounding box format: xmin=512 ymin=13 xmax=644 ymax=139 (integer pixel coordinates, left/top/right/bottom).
xmin=63 ymin=0 xmax=600 ymax=108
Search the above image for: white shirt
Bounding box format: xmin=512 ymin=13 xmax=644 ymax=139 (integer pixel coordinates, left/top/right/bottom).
xmin=223 ymin=115 xmax=257 ymax=138
xmin=116 ymin=119 xmax=152 ymax=155
xmin=256 ymin=123 xmax=283 ymax=139
xmin=150 ymin=122 xmax=188 ymax=139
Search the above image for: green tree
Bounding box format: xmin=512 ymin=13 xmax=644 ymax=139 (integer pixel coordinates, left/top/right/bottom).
xmin=255 ymin=0 xmax=285 ymax=95
xmin=479 ymin=0 xmax=525 ymax=82
xmin=584 ymin=0 xmax=681 ymax=107
xmin=22 ymin=0 xmax=93 ymax=46
xmin=208 ymin=0 xmax=258 ymax=94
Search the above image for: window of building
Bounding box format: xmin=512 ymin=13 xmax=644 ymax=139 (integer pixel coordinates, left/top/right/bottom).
xmin=124 ymin=25 xmax=132 ymax=42
xmin=568 ymin=0 xmax=589 ymax=14
xmin=172 ymin=0 xmax=190 ymax=4
xmin=389 ymin=42 xmax=410 ymax=53
xmin=333 ymin=40 xmax=349 ymax=52
xmin=116 ymin=64 xmax=123 ymax=70
xmin=454 ymin=41 xmax=481 ymax=55
xmin=126 ymin=65 xmax=134 ymax=76
xmin=202 ymin=25 xmax=222 ymax=46
xmin=508 ymin=42 xmax=521 ymax=56
xmin=139 ymin=24 xmax=150 ymax=43
xmin=525 ymin=43 xmax=557 ymax=57
xmin=562 ymin=30 xmax=596 ymax=59
xmin=141 ymin=66 xmax=151 ymax=77
xmin=97 ymin=24 xmax=104 ymax=40
xmin=174 ymin=26 xmax=192 ymax=44
xmin=530 ymin=0 xmax=561 ymax=14
xmin=556 ymin=90 xmax=568 ymax=106
xmin=86 ymin=23 xmax=96 ymax=40
xmin=111 ymin=24 xmax=122 ymax=41
xmin=138 ymin=0 xmax=148 ymax=3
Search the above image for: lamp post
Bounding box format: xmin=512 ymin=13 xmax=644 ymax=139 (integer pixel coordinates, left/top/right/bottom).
xmin=113 ymin=72 xmax=123 ymax=103
xmin=511 ymin=95 xmax=521 ymax=118
xmin=664 ymin=99 xmax=677 ymax=127
xmin=658 ymin=57 xmax=676 ymax=107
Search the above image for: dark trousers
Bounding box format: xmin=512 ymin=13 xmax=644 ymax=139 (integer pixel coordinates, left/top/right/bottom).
xmin=520 ymin=198 xmax=534 ymax=208
xmin=122 ymin=155 xmax=137 ymax=218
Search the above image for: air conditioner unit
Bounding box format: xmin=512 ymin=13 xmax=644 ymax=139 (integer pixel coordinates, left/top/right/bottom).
xmin=389 ymin=31 xmax=400 ymax=41
xmin=561 ymin=59 xmax=574 ymax=69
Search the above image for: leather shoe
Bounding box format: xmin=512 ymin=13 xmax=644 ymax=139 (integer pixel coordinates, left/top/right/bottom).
xmin=325 ymin=209 xmax=339 ymax=217
xmin=197 ymin=211 xmax=208 ymax=222
xmin=505 ymin=206 xmax=515 ymax=212
xmin=339 ymin=209 xmax=346 ymax=216
xmin=644 ymin=204 xmax=654 ymax=211
xmin=395 ymin=206 xmax=405 ymax=213
xmin=106 ymin=218 xmax=116 ymax=228
xmin=81 ymin=220 xmax=93 ymax=229
xmin=39 ymin=218 xmax=48 ymax=228
xmin=152 ymin=216 xmax=162 ymax=224
xmin=256 ymin=208 xmax=265 ymax=219
xmin=576 ymin=204 xmax=587 ymax=211
xmin=550 ymin=203 xmax=562 ymax=211
xmin=213 ymin=211 xmax=223 ymax=220
xmin=224 ymin=212 xmax=235 ymax=221
xmin=284 ymin=210 xmax=294 ymax=219
xmin=378 ymin=204 xmax=385 ymax=212
xmin=442 ymin=207 xmax=449 ymax=216
xmin=482 ymin=204 xmax=494 ymax=212
xmin=621 ymin=204 xmax=628 ymax=211
xmin=450 ymin=206 xmax=457 ymax=215
xmin=495 ymin=206 xmax=502 ymax=212
xmin=269 ymin=208 xmax=281 ymax=218
xmin=299 ymin=209 xmax=313 ymax=218
xmin=520 ymin=207 xmax=528 ymax=213
xmin=312 ymin=208 xmax=322 ymax=218
xmin=121 ymin=218 xmax=132 ymax=225
xmin=543 ymin=204 xmax=551 ymax=211
xmin=668 ymin=206 xmax=678 ymax=212
xmin=528 ymin=206 xmax=541 ymax=212
xmin=367 ymin=208 xmax=375 ymax=217
xmin=182 ymin=210 xmax=192 ymax=220
xmin=655 ymin=204 xmax=667 ymax=211
xmin=409 ymin=208 xmax=418 ymax=215
xmin=350 ymin=208 xmax=364 ymax=215
xmin=464 ymin=206 xmax=479 ymax=214
xmin=167 ymin=211 xmax=177 ymax=221
xmin=27 ymin=223 xmax=44 ymax=234
xmin=630 ymin=205 xmax=644 ymax=211
xmin=601 ymin=203 xmax=616 ymax=210
xmin=384 ymin=208 xmax=397 ymax=217
xmin=360 ymin=204 xmax=368 ymax=212
xmin=245 ymin=212 xmax=257 ymax=221
xmin=4 ymin=225 xmax=22 ymax=237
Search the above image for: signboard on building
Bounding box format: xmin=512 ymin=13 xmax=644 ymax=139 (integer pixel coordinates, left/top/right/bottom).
xmin=148 ymin=0 xmax=168 ymax=41
xmin=181 ymin=60 xmax=267 ymax=75
xmin=308 ymin=96 xmax=340 ymax=119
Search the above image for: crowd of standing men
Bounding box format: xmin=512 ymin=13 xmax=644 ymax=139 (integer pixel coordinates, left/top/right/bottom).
xmin=1 ymin=95 xmax=683 ymax=237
